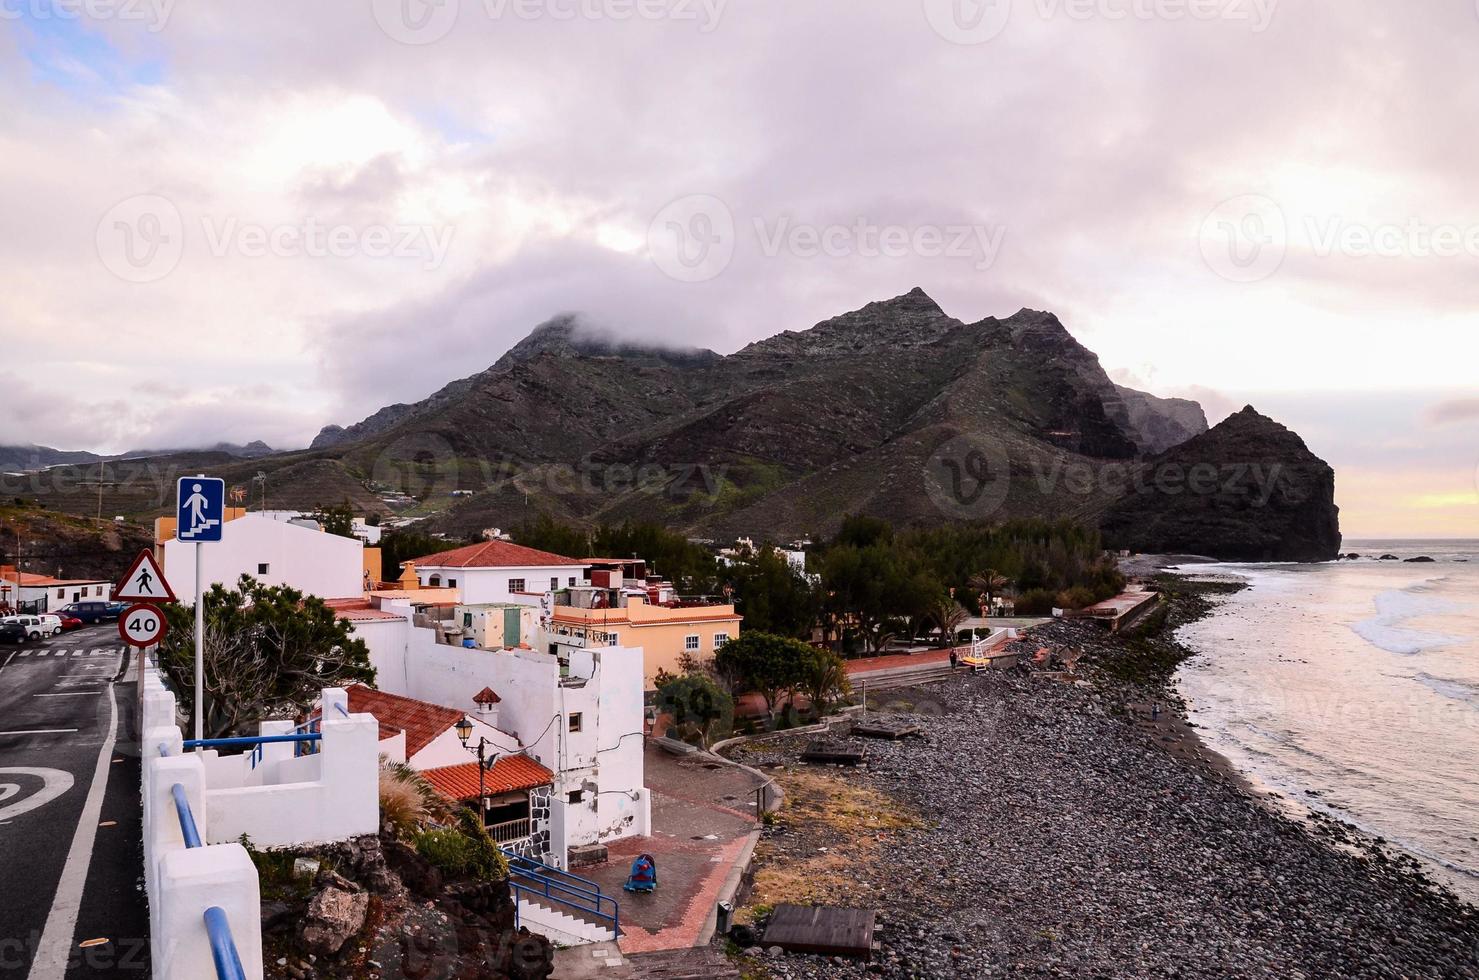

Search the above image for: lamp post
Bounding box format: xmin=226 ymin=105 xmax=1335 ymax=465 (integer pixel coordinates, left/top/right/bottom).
xmin=456 ymin=716 xmax=498 ymax=828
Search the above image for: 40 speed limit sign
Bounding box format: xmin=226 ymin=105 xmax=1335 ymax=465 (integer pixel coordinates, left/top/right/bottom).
xmin=119 ymin=604 xmax=168 ymax=647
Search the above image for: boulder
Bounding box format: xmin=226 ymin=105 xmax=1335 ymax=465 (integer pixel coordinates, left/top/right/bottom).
xmin=1404 ymin=556 xmax=1436 ymax=563
xmin=301 ymin=884 xmax=369 ymax=956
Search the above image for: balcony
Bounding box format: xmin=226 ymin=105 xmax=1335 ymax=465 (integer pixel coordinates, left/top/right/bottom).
xmin=488 ymin=816 xmax=531 ymax=845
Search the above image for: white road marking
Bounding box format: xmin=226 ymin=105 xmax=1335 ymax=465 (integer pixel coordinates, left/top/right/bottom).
xmin=0 ymin=768 xmax=75 ymax=823
xmin=0 ymin=729 xmax=80 ymax=736
xmin=27 ymin=681 xmax=118 ymax=980
xmin=0 ymin=651 xmax=13 ymax=675
xmin=17 ymin=650 xmax=31 ymax=657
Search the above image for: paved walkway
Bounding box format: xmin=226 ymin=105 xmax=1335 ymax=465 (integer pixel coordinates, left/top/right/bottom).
xmin=572 ymin=741 xmax=763 ymax=956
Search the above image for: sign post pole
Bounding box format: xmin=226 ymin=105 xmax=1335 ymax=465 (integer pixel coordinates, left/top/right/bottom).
xmin=194 ymin=542 xmax=203 ymax=749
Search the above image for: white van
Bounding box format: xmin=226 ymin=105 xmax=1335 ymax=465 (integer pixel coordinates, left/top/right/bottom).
xmin=2 ymin=615 xmax=62 ymax=639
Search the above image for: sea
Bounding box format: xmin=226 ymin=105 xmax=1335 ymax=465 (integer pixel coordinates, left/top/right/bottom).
xmin=1174 ymin=539 xmax=1479 ymax=903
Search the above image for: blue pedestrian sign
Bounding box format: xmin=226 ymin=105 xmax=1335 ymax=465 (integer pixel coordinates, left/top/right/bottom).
xmin=177 ymin=476 xmax=226 ymax=543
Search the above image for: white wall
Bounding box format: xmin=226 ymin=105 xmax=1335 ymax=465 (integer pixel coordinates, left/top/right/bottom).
xmin=353 ymin=607 xmax=650 ymax=866
xmin=415 ymin=564 xmax=584 ymax=605
xmin=164 ymin=514 xmax=365 ymax=603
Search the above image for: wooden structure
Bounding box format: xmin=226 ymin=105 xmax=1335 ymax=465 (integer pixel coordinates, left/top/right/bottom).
xmin=762 ymin=904 xmax=876 ymax=960
xmin=851 ymin=718 xmax=923 ymax=740
xmin=799 ymin=740 xmax=865 ymax=766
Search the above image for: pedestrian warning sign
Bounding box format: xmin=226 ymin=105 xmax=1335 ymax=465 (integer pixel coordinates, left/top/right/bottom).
xmin=115 ymin=549 xmax=176 ymax=603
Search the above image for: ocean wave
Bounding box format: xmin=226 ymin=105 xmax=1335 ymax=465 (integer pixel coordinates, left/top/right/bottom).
xmin=1350 ymin=586 xmax=1467 ymax=655
xmin=1413 ymin=673 xmax=1479 ymax=709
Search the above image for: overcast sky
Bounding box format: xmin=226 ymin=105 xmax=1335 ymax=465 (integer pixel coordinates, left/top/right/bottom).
xmin=1 ymin=0 xmax=1475 ymax=536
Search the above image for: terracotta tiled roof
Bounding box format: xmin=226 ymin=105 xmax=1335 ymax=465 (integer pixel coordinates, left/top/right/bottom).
xmin=347 ymin=685 xmax=464 ymax=757
xmin=422 ymin=757 xmax=553 ymax=801
xmin=413 ymin=540 xmax=586 ymax=569
xmin=473 ymin=686 xmax=502 ymax=705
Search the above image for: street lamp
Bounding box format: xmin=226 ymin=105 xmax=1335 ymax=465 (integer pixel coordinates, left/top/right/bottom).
xmin=456 ymin=716 xmax=499 ymax=828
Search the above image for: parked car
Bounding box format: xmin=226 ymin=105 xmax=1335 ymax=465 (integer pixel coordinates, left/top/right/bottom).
xmin=58 ymin=601 xmax=120 ymax=624
xmin=58 ymin=614 xmax=84 ymax=632
xmin=1 ymin=615 xmax=59 ymax=639
xmin=0 ymin=621 xmax=27 ymax=643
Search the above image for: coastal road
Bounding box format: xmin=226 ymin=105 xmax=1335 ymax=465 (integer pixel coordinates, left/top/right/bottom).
xmin=0 ymin=625 xmax=149 ymax=979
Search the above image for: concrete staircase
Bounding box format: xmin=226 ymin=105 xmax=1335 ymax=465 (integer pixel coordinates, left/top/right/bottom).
xmin=516 ymin=897 xmax=615 ymax=945
xmin=851 ymin=660 xmax=958 ymax=692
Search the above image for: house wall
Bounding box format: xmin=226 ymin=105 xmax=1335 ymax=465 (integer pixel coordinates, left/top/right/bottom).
xmin=162 ymin=514 xmax=365 ymax=603
xmin=352 ymin=608 xmax=650 ymax=867
xmin=415 ymin=564 xmax=584 ymax=605
xmin=550 ymin=601 xmax=740 ymax=688
xmin=408 ymin=719 xmax=520 ymax=770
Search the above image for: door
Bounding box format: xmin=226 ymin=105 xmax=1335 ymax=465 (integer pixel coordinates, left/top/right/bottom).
xmin=504 ymin=607 xmax=521 ymax=647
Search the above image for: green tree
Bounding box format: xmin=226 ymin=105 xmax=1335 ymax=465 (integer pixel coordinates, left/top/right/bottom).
xmin=309 ymin=500 xmax=357 ymax=539
xmin=513 ymin=512 xmax=592 ymax=559
xmin=157 ymin=576 xmax=376 ymax=737
xmin=798 ymin=646 xmax=851 ymax=716
xmin=713 ymin=632 xmax=811 ymax=719
xmin=724 ymin=546 xmax=819 ymax=638
xmin=655 ymin=673 xmax=734 ymax=748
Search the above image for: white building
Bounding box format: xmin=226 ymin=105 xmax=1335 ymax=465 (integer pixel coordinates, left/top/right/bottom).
xmin=347 ymin=595 xmax=650 ymax=869
xmin=411 ymin=540 xmax=588 ymax=606
xmin=162 ymin=513 xmax=367 ymax=603
xmin=0 ymin=568 xmax=113 ymax=614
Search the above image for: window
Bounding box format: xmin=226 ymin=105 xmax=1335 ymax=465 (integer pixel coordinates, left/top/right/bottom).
xmin=448 ymin=578 xmax=457 ymax=588
xmin=429 ymin=574 xmax=442 ymax=587
xmin=463 ymin=612 xmax=473 ymax=628
xmin=568 ymin=712 xmax=583 ymax=733
xmin=567 ymin=577 xmax=576 ymax=587
xmin=550 ymin=576 xmax=559 ymax=590
xmin=95 ymin=586 xmax=104 ymax=597
xmin=567 ymin=790 xmax=584 ymax=804
xmin=508 ymin=578 xmax=526 ymax=593
xmin=57 ymin=589 xmax=64 ymax=599
xmin=714 ymin=633 xmax=729 ymax=649
xmin=607 ymin=632 xmax=619 ymax=646
xmin=685 ymin=634 xmax=700 ymax=652
xmin=257 ymin=563 xmax=270 ymax=575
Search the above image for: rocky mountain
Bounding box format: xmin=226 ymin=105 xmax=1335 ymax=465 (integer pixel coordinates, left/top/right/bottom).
xmin=0 ymin=444 xmax=102 ymax=472
xmin=11 ymin=290 xmax=1340 ymax=561
xmin=1099 ymin=406 xmax=1341 ymax=562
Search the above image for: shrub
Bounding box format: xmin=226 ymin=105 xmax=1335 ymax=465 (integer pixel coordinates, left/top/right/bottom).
xmin=413 ymin=816 xmax=507 ymax=882
xmin=379 ymin=758 xmax=454 ymax=838
xmin=1055 ymin=586 xmax=1097 ymax=610
xmin=1014 ymin=588 xmax=1059 ymax=615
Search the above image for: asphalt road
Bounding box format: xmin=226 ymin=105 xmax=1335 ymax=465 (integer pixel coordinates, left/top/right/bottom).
xmin=0 ymin=624 xmax=149 ymax=979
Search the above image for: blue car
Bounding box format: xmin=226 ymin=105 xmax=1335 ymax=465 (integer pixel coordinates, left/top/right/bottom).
xmin=57 ymin=601 xmax=121 ymax=624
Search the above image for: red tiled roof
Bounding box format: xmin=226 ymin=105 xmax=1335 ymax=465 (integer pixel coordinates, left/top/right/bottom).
xmin=473 ymin=686 xmax=501 ymax=705
xmin=422 ymin=757 xmax=553 ymax=801
xmin=347 ymin=685 xmax=464 ymax=757
xmin=413 ymin=540 xmax=586 ymax=569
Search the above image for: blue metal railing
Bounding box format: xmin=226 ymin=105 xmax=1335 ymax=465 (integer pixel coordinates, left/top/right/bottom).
xmin=172 ymin=783 xmax=203 ymax=848
xmin=502 ymin=849 xmax=605 ymax=898
xmin=501 ymin=851 xmax=619 ymax=936
xmin=203 ymin=907 xmax=246 ymax=980
xmin=184 ymin=733 xmax=323 ymax=750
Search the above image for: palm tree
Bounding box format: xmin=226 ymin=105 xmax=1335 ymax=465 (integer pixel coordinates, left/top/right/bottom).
xmin=926 ymin=596 xmax=969 ymax=645
xmin=969 ymin=569 xmax=1011 ymax=613
xmin=379 ymin=757 xmax=455 ymax=838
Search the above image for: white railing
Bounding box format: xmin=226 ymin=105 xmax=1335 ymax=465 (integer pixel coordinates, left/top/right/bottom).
xmin=488 ymin=817 xmax=531 ymax=845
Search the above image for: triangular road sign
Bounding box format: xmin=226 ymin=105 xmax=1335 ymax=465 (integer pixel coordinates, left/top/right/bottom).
xmin=115 ymin=549 xmax=176 ymax=603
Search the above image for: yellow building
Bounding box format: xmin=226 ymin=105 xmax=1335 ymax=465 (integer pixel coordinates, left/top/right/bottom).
xmin=550 ymin=595 xmax=741 ymax=689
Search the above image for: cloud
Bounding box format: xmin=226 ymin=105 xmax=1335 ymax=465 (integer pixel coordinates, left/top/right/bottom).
xmin=1425 ymin=399 xmax=1479 ymax=426
xmin=1 ymin=0 xmax=1477 ymax=534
